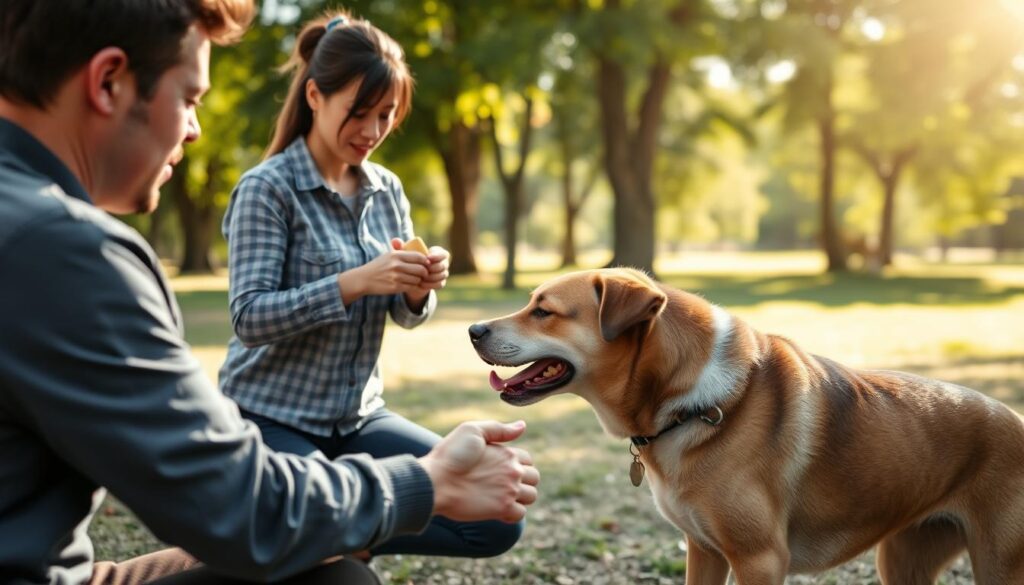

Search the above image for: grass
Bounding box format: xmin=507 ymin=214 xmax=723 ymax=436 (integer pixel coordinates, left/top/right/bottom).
xmin=90 ymin=251 xmax=1024 ymax=584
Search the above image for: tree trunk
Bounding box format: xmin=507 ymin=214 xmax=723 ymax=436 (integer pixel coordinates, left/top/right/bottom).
xmin=557 ymin=122 xmax=600 ymax=269
xmin=817 ymin=72 xmax=846 ymax=272
xmin=562 ymin=205 xmax=579 ymax=268
xmin=559 ymin=133 xmax=578 ymax=268
xmin=597 ymin=55 xmax=667 ymax=275
xmin=440 ymin=121 xmax=481 ymax=275
xmin=146 ymin=200 xmax=172 ymax=259
xmin=170 ymin=155 xmax=217 ymax=274
xmin=594 ymin=0 xmax=686 ymax=276
xmin=492 ymin=100 xmax=535 ymax=290
xmin=939 ymin=235 xmax=951 ymax=262
xmin=849 ymin=142 xmax=917 ymax=271
xmin=180 ymin=210 xmax=217 ymax=273
xmin=878 ymin=150 xmax=917 ymax=267
xmin=502 ymin=188 xmax=520 ymax=290
xmin=878 ymin=173 xmax=898 ymax=267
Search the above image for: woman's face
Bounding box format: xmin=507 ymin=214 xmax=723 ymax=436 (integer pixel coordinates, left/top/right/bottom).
xmin=307 ymin=77 xmax=398 ymax=168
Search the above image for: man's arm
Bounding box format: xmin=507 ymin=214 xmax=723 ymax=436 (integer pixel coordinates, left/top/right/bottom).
xmin=0 ymin=216 xmax=433 ymax=581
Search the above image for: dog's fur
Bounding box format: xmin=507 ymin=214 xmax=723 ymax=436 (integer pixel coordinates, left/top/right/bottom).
xmin=469 ymin=268 xmax=1024 ymax=584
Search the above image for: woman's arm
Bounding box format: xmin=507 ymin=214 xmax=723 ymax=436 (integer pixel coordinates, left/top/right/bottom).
xmin=224 ymin=176 xmax=352 ymax=347
xmin=387 ymin=176 xmax=442 ymax=327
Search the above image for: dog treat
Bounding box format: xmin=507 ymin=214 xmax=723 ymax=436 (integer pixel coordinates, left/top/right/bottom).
xmin=402 ymin=236 xmax=429 ymax=255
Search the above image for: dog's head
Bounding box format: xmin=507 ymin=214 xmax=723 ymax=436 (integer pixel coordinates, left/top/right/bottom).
xmin=468 ymin=268 xmax=673 ymax=408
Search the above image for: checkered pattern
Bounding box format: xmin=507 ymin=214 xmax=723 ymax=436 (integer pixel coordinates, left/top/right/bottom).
xmin=219 ymin=138 xmax=436 ymax=437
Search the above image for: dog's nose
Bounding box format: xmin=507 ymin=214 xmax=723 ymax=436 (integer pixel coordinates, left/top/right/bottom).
xmin=468 ymin=323 xmax=490 ymax=344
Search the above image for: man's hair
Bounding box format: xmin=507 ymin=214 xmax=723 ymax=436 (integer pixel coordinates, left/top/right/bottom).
xmin=0 ymin=0 xmax=254 ymax=108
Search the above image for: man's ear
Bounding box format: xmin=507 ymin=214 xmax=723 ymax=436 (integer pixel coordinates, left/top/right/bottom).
xmin=85 ymin=47 xmax=132 ymax=116
xmin=593 ymin=272 xmax=667 ymax=342
xmin=305 ymin=78 xmax=322 ymax=112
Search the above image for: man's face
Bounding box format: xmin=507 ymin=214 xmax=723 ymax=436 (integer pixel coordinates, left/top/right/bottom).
xmin=98 ymin=25 xmax=209 ymax=214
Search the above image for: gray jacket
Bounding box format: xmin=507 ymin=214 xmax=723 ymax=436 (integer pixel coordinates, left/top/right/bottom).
xmin=0 ymin=117 xmax=434 ymax=584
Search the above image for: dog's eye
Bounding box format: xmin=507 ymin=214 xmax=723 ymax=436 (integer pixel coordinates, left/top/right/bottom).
xmin=531 ymin=307 xmax=552 ymax=319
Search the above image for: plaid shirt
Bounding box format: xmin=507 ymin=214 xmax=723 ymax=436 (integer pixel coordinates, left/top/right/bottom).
xmin=219 ymin=138 xmax=436 ymax=437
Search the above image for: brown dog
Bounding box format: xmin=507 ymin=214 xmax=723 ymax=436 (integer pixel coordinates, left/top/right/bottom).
xmin=468 ymin=268 xmax=1024 ymax=584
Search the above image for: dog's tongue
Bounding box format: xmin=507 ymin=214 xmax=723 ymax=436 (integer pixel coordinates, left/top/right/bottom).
xmin=489 ymin=359 xmax=560 ymax=391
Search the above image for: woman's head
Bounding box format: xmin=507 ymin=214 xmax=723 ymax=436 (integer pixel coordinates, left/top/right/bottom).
xmin=266 ymin=10 xmax=413 ymax=160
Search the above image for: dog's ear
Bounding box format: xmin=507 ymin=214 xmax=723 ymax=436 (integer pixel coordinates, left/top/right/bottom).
xmin=594 ymin=273 xmax=668 ymax=341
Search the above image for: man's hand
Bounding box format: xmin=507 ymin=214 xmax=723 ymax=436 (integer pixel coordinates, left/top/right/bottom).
xmin=419 ymin=420 xmax=539 ymax=524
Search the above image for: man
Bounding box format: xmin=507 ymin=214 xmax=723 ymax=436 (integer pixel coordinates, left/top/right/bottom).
xmin=0 ymin=2 xmax=539 ymax=584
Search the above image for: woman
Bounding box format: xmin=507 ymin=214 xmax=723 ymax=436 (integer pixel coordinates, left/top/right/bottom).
xmin=219 ymin=11 xmax=523 ymax=558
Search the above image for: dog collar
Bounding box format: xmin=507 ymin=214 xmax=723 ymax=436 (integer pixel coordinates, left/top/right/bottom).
xmin=629 ymin=405 xmax=725 ymax=447
xmin=627 ymin=405 xmax=724 ymax=487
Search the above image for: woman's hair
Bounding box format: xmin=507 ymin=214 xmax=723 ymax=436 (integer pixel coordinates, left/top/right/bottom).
xmin=265 ymin=10 xmax=413 ymax=158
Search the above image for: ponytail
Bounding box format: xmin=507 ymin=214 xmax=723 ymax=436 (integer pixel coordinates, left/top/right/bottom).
xmin=264 ymin=17 xmax=329 ymax=158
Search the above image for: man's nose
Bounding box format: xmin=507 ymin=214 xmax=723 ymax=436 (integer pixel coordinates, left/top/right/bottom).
xmin=468 ymin=323 xmax=490 ymax=345
xmin=185 ymin=110 xmax=201 ymax=143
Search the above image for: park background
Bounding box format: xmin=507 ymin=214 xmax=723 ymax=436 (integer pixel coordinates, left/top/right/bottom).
xmin=96 ymin=0 xmax=1024 ymax=583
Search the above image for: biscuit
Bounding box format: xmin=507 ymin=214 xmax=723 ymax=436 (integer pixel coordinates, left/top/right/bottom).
xmin=402 ymin=236 xmax=429 ymax=255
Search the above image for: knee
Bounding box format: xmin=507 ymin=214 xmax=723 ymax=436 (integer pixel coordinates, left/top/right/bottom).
xmin=468 ymin=519 xmax=525 ymax=558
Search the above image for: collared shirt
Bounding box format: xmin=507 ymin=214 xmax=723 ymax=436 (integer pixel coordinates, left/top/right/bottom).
xmin=218 ymin=137 xmax=436 ymax=437
xmin=0 ymin=118 xmax=433 ymax=584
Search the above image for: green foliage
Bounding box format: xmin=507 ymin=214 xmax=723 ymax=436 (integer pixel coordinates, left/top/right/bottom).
xmin=139 ymin=0 xmax=1024 ymax=274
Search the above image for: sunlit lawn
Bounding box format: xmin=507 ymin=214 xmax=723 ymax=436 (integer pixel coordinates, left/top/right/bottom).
xmin=92 ymin=250 xmax=1024 ymax=583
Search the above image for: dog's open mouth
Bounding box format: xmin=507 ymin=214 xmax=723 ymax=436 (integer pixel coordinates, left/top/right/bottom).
xmin=488 ymin=358 xmax=574 ymax=405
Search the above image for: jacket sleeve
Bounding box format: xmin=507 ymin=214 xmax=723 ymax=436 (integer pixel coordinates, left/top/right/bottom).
xmin=386 ymin=172 xmax=436 ymax=328
xmin=0 ymin=217 xmax=434 ymax=581
xmin=223 ymin=175 xmax=352 ymax=347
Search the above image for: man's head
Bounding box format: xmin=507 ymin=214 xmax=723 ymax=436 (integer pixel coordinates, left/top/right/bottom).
xmin=0 ymin=0 xmax=254 ymax=213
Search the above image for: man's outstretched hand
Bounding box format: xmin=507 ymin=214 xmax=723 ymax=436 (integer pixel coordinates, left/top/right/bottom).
xmin=419 ymin=420 xmax=539 ymax=524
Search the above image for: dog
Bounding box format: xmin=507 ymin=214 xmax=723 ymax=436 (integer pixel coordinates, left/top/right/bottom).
xmin=468 ymin=268 xmax=1024 ymax=584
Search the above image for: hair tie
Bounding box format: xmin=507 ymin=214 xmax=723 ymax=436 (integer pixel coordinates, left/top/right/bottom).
xmin=326 ymin=15 xmax=348 ymax=32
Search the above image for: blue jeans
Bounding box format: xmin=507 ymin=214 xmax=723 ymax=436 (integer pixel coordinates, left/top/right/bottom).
xmin=241 ymin=409 xmax=524 ymax=558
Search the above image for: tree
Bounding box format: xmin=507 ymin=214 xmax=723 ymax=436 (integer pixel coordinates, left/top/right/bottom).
xmin=342 ymin=0 xmax=497 ymax=274
xmin=547 ymin=42 xmax=603 ymax=267
xmin=346 ymin=0 xmax=567 ymax=277
xmin=726 ymin=0 xmax=866 ymax=271
xmin=844 ymin=0 xmax=1023 ymax=267
xmin=489 ymin=94 xmax=538 ymax=289
xmin=574 ymin=0 xmax=716 ymax=274
xmin=477 ymin=5 xmax=559 ymax=288
xmin=162 ymin=13 xmax=289 ymax=272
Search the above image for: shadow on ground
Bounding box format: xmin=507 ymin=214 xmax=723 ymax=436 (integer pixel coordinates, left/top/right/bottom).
xmin=664 ymin=272 xmax=1024 ymax=308
xmin=429 ymin=270 xmax=1024 ymax=310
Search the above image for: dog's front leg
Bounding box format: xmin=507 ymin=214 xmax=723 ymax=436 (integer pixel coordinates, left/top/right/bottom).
xmin=727 ymin=548 xmax=789 ymax=585
xmin=685 ymin=536 xmax=730 ymax=585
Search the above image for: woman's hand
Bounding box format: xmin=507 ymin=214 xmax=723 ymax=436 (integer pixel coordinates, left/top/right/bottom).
xmin=421 ymin=246 xmax=450 ymax=291
xmin=336 ymin=240 xmax=429 ymax=306
xmin=405 ymin=243 xmax=450 ymax=311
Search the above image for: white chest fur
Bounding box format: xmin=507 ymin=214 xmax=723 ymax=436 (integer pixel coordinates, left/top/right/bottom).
xmin=645 ymin=467 xmax=715 ymax=548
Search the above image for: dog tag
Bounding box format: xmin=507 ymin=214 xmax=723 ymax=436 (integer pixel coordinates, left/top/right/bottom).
xmin=629 ymin=459 xmax=645 ymax=487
